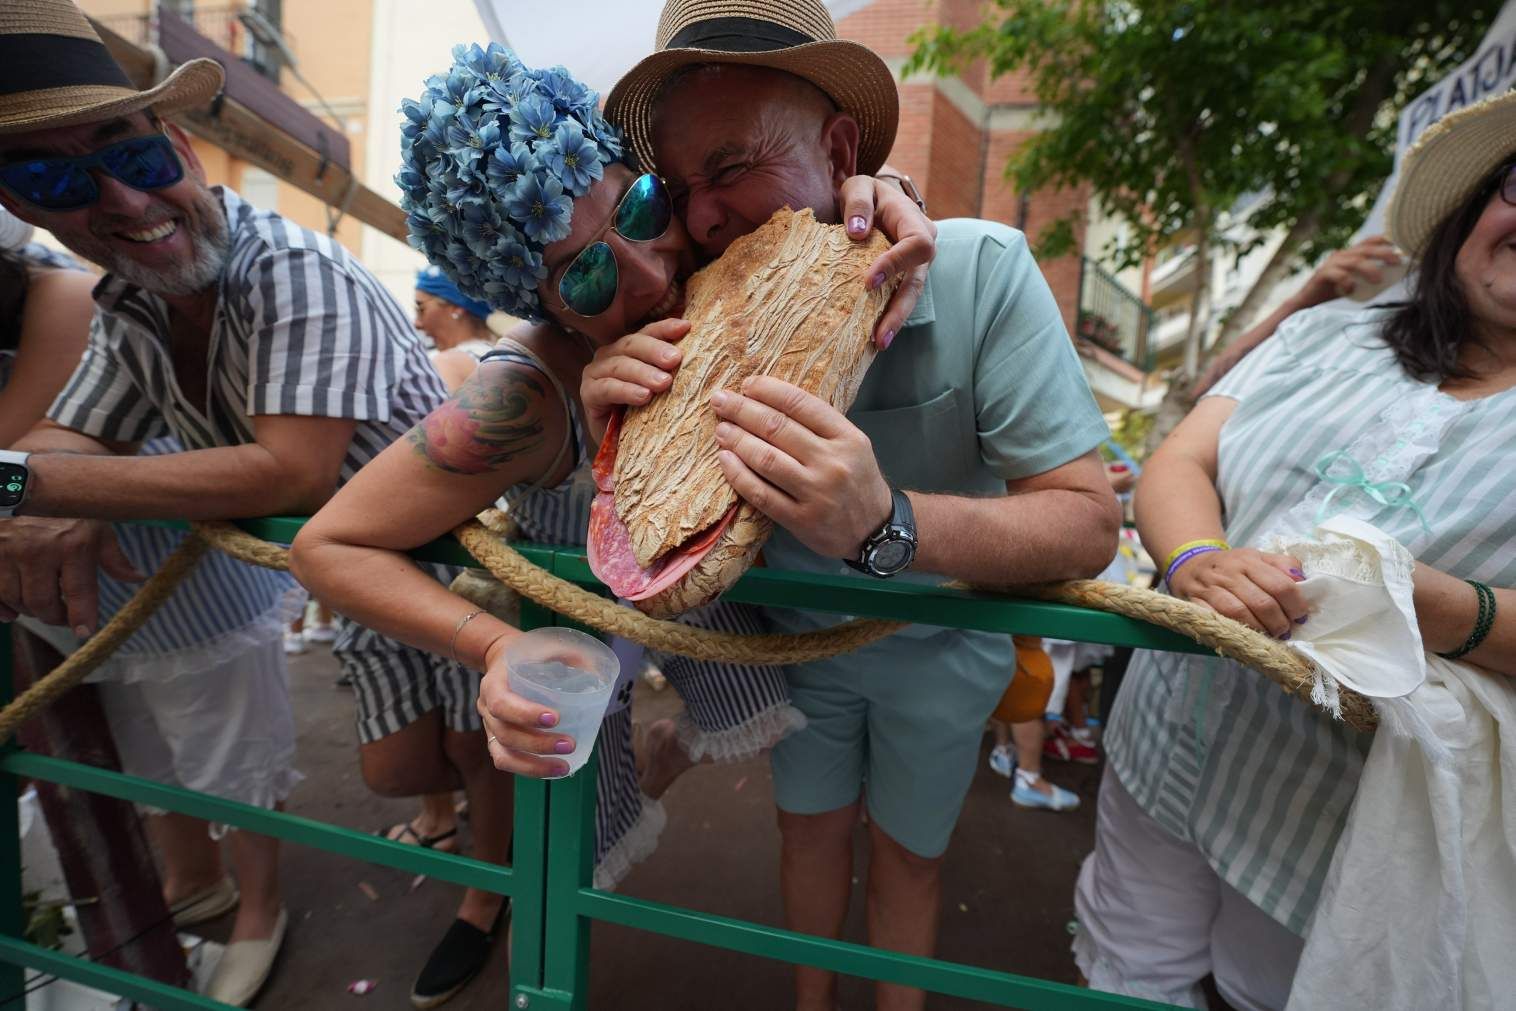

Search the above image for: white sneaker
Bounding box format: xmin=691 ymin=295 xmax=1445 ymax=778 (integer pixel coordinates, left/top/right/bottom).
xmin=1011 ymin=769 xmax=1080 ymax=812
xmin=303 ymin=621 xmax=337 ymax=644
xmin=282 ymin=630 xmax=308 ymax=655
xmin=987 ymin=744 xmax=1013 ymax=778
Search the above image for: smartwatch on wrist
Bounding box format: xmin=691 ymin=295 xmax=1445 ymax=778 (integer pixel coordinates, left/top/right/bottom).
xmin=877 ymin=173 xmax=926 ymax=214
xmin=0 ymin=451 xmax=30 ymax=518
xmin=846 ymin=487 xmax=917 ymax=578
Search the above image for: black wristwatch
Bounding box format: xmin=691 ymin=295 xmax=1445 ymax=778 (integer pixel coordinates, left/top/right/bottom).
xmin=0 ymin=451 xmax=29 ymax=518
xmin=846 ymin=487 xmax=917 ymax=578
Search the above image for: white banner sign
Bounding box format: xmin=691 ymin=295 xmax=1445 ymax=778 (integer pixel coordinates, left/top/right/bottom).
xmin=472 ymin=0 xmax=874 ymax=98
xmin=1359 ymin=0 xmax=1516 ymax=240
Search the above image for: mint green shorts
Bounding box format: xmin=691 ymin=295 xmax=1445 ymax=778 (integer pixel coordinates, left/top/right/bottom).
xmin=770 ymin=627 xmax=1014 ymax=858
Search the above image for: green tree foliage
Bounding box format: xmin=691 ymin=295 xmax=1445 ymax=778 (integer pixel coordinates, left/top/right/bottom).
xmin=907 ymin=1 xmax=1498 ymax=379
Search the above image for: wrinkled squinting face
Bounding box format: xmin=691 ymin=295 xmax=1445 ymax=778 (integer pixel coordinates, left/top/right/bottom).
xmin=0 ymin=113 xmax=228 ymax=297
xmin=537 ymin=162 xmax=696 ymax=344
xmin=651 ymin=66 xmax=849 ymax=258
xmin=1456 ymin=179 xmax=1516 ymax=337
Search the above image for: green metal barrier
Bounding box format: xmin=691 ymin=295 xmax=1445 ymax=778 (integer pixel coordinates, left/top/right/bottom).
xmin=0 ymin=517 xmax=1201 ymax=1010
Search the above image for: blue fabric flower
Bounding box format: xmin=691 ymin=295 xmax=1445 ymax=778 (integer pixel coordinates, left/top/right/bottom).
xmin=506 ymin=173 xmax=572 ymax=244
xmin=543 ymin=122 xmax=604 ymax=196
xmin=396 ymin=42 xmax=624 ymax=320
xmin=508 ymin=93 xmax=559 ymax=147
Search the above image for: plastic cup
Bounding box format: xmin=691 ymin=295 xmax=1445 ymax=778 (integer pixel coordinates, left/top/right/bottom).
xmin=504 ymin=628 xmax=619 ymax=777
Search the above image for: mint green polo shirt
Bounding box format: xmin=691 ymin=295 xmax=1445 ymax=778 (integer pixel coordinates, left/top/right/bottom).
xmin=764 ymin=218 xmax=1110 ymax=856
xmin=763 ymin=216 xmax=1110 ymax=618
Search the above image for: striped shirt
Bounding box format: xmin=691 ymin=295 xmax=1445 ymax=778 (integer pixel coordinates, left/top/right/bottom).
xmin=1105 ymin=302 xmax=1516 ymax=934
xmin=0 ymin=242 xmax=295 ymax=672
xmin=49 ymin=187 xmax=446 ymax=483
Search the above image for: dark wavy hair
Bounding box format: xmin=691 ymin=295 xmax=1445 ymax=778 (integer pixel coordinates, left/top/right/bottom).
xmin=1382 ymin=160 xmax=1513 ymax=382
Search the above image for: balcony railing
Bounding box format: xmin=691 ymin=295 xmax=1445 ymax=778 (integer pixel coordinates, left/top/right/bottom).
xmin=1077 ymin=258 xmax=1155 ymax=371
xmin=96 ymin=4 xmax=291 ymax=81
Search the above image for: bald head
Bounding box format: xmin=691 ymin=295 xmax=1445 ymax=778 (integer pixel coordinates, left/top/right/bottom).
xmin=650 ymin=64 xmax=860 ymax=256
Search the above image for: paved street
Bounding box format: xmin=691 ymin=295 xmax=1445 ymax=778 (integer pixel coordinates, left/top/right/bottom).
xmin=224 ymin=647 xmax=1103 ymax=1010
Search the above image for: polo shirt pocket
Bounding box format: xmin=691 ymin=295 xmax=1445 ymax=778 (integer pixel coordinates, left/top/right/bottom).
xmin=850 ymin=387 xmax=973 ymax=492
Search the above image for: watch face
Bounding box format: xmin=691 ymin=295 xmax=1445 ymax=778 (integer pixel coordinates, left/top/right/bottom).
xmin=0 ymin=462 xmax=25 ymax=508
xmin=871 ymin=538 xmax=912 ymax=574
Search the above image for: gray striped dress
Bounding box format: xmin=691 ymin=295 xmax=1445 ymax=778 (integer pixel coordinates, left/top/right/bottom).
xmin=486 ymin=336 xmax=801 ymax=886
xmin=1105 ymin=302 xmax=1516 ymax=935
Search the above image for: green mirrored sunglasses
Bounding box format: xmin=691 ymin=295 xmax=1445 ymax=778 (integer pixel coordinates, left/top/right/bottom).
xmin=557 ymin=173 xmax=673 ymax=318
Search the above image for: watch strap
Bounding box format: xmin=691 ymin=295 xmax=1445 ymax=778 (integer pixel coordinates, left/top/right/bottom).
xmin=846 ymin=487 xmax=916 ymax=576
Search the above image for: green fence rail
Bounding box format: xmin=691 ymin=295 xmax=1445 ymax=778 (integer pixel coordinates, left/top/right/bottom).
xmin=0 ymin=517 xmax=1203 ymax=1010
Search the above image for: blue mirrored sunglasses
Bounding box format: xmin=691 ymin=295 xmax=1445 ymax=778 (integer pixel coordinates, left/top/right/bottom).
xmin=557 ymin=173 xmax=674 ymax=318
xmin=0 ymin=134 xmax=184 ymax=211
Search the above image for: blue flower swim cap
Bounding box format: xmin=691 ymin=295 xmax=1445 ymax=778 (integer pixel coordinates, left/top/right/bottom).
xmin=397 ymin=43 xmax=624 ymax=321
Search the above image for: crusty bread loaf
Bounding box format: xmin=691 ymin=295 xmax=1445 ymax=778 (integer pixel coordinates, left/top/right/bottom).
xmin=613 ymin=207 xmax=894 ymax=573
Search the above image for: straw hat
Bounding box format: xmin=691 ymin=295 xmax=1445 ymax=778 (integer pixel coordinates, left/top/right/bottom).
xmin=1388 ymin=90 xmax=1516 ymax=257
xmin=0 ymin=0 xmax=223 ymax=136
xmin=605 ymin=0 xmax=899 ymax=176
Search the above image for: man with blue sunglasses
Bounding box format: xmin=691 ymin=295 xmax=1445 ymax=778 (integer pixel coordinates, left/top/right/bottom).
xmin=0 ymin=3 xmax=523 ymax=1005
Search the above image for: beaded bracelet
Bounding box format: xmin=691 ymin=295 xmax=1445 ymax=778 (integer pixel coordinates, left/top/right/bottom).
xmin=1439 ymin=580 xmax=1497 ymax=661
xmin=1163 ymin=538 xmax=1231 ymax=576
xmin=1164 ymin=544 xmax=1227 ymax=586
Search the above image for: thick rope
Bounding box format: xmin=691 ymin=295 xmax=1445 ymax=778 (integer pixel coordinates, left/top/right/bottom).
xmin=0 ymin=534 xmax=209 ymax=743
xmin=1031 ymin=581 xmax=1377 ymax=732
xmin=0 ymin=520 xmax=1378 ymax=740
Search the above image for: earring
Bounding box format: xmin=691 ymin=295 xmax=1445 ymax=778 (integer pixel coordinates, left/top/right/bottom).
xmin=452 ymin=311 xmax=462 ymax=320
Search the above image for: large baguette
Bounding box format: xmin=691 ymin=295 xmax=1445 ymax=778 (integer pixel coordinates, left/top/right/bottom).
xmin=613 ymin=207 xmax=894 ymax=581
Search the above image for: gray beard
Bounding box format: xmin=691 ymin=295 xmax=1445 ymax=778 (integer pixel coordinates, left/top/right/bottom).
xmin=88 ymin=187 xmax=232 ymax=297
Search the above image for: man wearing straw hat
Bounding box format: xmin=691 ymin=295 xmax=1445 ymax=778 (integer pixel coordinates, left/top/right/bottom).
xmin=0 ymin=3 xmax=522 ymax=1005
xmin=585 ymin=2 xmax=1122 ymax=1006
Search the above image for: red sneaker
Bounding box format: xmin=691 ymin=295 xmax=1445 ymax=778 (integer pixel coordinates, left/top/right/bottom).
xmin=1043 ymin=724 xmax=1099 ymax=765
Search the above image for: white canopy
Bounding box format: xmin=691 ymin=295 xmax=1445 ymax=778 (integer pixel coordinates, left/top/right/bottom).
xmin=472 ymin=0 xmax=874 ymax=98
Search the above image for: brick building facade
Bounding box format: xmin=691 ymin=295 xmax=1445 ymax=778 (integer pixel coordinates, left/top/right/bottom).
xmin=837 ymin=0 xmax=1093 ymax=337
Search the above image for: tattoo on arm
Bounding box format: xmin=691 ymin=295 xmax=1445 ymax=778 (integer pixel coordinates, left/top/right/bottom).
xmin=407 ymin=364 xmax=549 ymax=475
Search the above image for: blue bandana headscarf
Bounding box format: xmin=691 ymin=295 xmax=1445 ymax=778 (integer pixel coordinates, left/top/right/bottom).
xmin=397 ymin=43 xmax=625 ymax=322
xmin=415 ymin=266 xmax=492 ymax=319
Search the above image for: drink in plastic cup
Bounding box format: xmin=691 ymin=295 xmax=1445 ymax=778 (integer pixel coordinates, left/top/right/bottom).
xmin=504 ymin=628 xmax=619 ymax=777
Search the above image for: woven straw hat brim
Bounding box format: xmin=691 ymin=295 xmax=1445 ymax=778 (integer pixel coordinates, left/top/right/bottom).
xmin=0 ymin=57 xmax=223 ymax=136
xmin=605 ymin=39 xmax=899 ymax=177
xmin=1388 ymin=90 xmax=1516 ymax=257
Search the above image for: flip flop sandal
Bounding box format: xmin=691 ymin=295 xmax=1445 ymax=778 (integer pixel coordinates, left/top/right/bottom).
xmin=377 ymin=819 xmax=459 ymax=852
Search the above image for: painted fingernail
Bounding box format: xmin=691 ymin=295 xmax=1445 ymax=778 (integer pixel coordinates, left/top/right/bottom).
xmin=710 ymin=390 xmax=731 ymax=409
xmin=879 ymin=328 xmax=895 ymax=351
xmin=552 ymin=762 xmax=571 ymax=777
xmin=538 ymin=712 xmax=558 ymax=728
xmin=1280 ymin=632 xmax=1292 ymax=641
xmin=849 ymin=215 xmax=866 ymax=234
xmin=868 ymin=271 xmax=887 ymax=290
xmin=553 ymin=739 xmax=575 ymax=755
xmin=1288 ymin=568 xmax=1305 ymax=580
xmin=1296 ymin=615 xmax=1309 ymax=625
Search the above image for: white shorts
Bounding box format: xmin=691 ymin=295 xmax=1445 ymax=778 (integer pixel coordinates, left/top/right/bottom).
xmin=1072 ymin=772 xmax=1303 ymax=1011
xmin=97 ymin=637 xmax=300 ymax=814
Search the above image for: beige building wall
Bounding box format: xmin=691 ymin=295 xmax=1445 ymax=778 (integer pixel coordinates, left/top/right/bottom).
xmin=361 ymin=0 xmax=491 ymax=308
